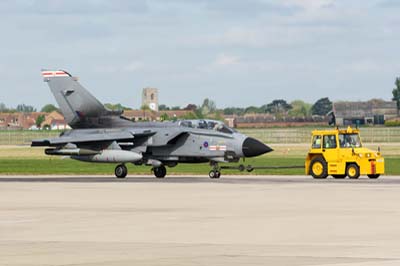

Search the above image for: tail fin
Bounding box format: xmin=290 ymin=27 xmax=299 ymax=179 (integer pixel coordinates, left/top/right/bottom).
xmin=41 ymin=69 xmax=108 ymax=127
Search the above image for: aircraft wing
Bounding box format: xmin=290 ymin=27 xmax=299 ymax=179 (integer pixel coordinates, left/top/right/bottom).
xmin=31 ymin=130 xmax=156 ymax=147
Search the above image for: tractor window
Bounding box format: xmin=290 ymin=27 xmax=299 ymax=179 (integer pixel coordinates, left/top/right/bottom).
xmin=323 ymin=135 xmax=337 ymax=149
xmin=312 ymin=135 xmax=322 ymax=149
xmin=339 ymin=134 xmax=361 ymax=148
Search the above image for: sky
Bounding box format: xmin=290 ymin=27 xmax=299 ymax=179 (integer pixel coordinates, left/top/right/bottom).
xmin=1 ymin=0 xmax=400 ymax=110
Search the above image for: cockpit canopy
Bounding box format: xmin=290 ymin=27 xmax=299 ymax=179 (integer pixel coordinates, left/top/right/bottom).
xmin=179 ymin=119 xmax=236 ymax=134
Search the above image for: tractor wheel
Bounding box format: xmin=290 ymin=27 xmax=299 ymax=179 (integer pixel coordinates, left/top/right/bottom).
xmin=310 ymin=157 xmax=328 ymax=179
xmin=346 ymin=164 xmax=360 ymax=179
xmin=367 ymin=174 xmax=380 ymax=179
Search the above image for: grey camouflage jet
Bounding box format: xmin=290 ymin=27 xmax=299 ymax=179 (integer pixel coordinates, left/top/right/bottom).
xmin=32 ymin=70 xmax=272 ymax=178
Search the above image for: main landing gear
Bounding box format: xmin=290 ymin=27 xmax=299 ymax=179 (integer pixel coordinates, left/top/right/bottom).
xmin=115 ymin=164 xmax=128 ymax=178
xmin=114 ymin=164 xmax=168 ymax=179
xmin=153 ymin=165 xmax=167 ymax=178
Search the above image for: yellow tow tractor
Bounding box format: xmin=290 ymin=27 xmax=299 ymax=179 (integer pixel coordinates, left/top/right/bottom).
xmin=305 ymin=126 xmax=384 ymax=179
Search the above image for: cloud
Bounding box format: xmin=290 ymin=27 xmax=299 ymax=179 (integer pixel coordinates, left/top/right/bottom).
xmin=214 ymin=54 xmax=240 ymax=66
xmin=93 ymin=61 xmax=145 ymax=74
xmin=336 ymin=60 xmax=400 ymax=75
xmin=282 ymin=0 xmax=336 ymax=11
xmin=0 ymin=0 xmax=148 ymax=15
xmin=191 ymin=25 xmax=325 ymax=48
xmin=338 ymin=60 xmax=380 ymax=73
xmin=377 ymin=0 xmax=400 ymax=8
xmin=0 ymin=0 xmax=399 ymax=108
xmin=123 ymin=61 xmax=144 ymax=72
xmin=203 ymin=0 xmax=300 ymax=17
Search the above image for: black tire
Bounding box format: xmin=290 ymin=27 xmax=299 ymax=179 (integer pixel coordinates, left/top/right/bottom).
xmin=215 ymin=171 xmax=221 ymax=178
xmin=209 ymin=170 xmax=216 ymax=179
xmin=332 ymin=175 xmax=346 ymax=179
xmin=115 ymin=164 xmax=127 ymax=178
xmin=368 ymin=174 xmax=380 ymax=179
xmin=309 ymin=157 xmax=328 ymax=179
xmin=246 ymin=166 xmax=254 ymax=172
xmin=154 ymin=165 xmax=167 ymax=178
xmin=346 ymin=164 xmax=360 ymax=179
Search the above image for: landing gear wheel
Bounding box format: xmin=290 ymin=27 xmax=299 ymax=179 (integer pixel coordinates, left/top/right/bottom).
xmin=367 ymin=174 xmax=380 ymax=179
xmin=310 ymin=157 xmax=328 ymax=179
xmin=346 ymin=164 xmax=360 ymax=179
xmin=209 ymin=170 xmax=221 ymax=179
xmin=209 ymin=170 xmax=216 ymax=179
xmin=332 ymin=175 xmax=346 ymax=179
xmin=209 ymin=161 xmax=221 ymax=179
xmin=115 ymin=164 xmax=128 ymax=178
xmin=154 ymin=165 xmax=167 ymax=178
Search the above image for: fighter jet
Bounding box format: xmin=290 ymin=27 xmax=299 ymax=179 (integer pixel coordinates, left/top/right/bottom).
xmin=32 ymin=70 xmax=273 ymax=178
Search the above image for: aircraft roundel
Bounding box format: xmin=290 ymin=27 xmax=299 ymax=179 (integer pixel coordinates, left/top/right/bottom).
xmin=203 ymin=141 xmax=209 ymax=148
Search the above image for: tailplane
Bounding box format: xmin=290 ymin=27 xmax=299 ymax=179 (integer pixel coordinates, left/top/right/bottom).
xmin=41 ymin=69 xmax=118 ymax=128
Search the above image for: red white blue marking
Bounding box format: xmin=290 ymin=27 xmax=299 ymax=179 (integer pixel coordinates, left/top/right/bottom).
xmin=209 ymin=145 xmax=227 ymax=151
xmin=41 ymin=70 xmax=69 ymax=77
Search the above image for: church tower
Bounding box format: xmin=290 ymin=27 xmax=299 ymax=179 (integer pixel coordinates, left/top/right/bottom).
xmin=142 ymin=87 xmax=159 ymax=112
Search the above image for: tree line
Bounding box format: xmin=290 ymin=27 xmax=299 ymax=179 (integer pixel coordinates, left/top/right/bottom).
xmin=0 ymin=103 xmax=59 ymax=113
xmin=221 ymin=98 xmax=332 ymax=117
xmin=155 ymin=97 xmax=333 ymax=120
xmin=0 ymin=97 xmax=333 ymax=121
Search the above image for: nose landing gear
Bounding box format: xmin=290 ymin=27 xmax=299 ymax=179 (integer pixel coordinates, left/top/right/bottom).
xmin=209 ymin=162 xmax=221 ymax=178
xmin=209 ymin=170 xmax=221 ymax=179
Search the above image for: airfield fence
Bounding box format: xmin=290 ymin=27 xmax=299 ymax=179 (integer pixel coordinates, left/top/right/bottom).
xmin=0 ymin=131 xmax=61 ymax=145
xmin=0 ymin=127 xmax=400 ymax=145
xmin=241 ymin=127 xmax=400 ymax=144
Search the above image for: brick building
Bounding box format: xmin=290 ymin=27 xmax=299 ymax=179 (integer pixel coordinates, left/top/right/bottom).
xmin=332 ymin=100 xmax=398 ymax=126
xmin=0 ymin=111 xmax=69 ymax=130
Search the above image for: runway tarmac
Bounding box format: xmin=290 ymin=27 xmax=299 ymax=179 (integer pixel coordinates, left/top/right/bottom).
xmin=1 ymin=175 xmax=400 ymax=266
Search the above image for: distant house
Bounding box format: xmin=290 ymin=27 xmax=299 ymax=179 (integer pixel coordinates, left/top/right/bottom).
xmin=0 ymin=112 xmax=45 ymax=130
xmin=41 ymin=111 xmax=70 ymax=130
xmin=0 ymin=111 xmax=70 ymax=130
xmin=333 ymin=100 xmax=397 ymax=126
xmin=122 ymin=110 xmax=159 ymax=121
xmin=159 ymin=110 xmax=195 ymax=120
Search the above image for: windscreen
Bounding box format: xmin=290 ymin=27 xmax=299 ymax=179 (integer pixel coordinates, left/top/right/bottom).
xmin=179 ymin=119 xmax=234 ymax=134
xmin=339 ymin=133 xmax=361 ymax=148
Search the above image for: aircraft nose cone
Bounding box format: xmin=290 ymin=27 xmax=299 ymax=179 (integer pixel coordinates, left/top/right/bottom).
xmin=242 ymin=137 xmax=273 ymax=157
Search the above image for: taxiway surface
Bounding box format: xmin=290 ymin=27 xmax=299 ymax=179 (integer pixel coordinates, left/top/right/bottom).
xmin=1 ymin=175 xmax=400 ymax=266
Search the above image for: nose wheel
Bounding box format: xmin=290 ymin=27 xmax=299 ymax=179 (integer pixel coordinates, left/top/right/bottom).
xmin=115 ymin=164 xmax=128 ymax=178
xmin=209 ymin=170 xmax=221 ymax=179
xmin=209 ymin=162 xmax=221 ymax=178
